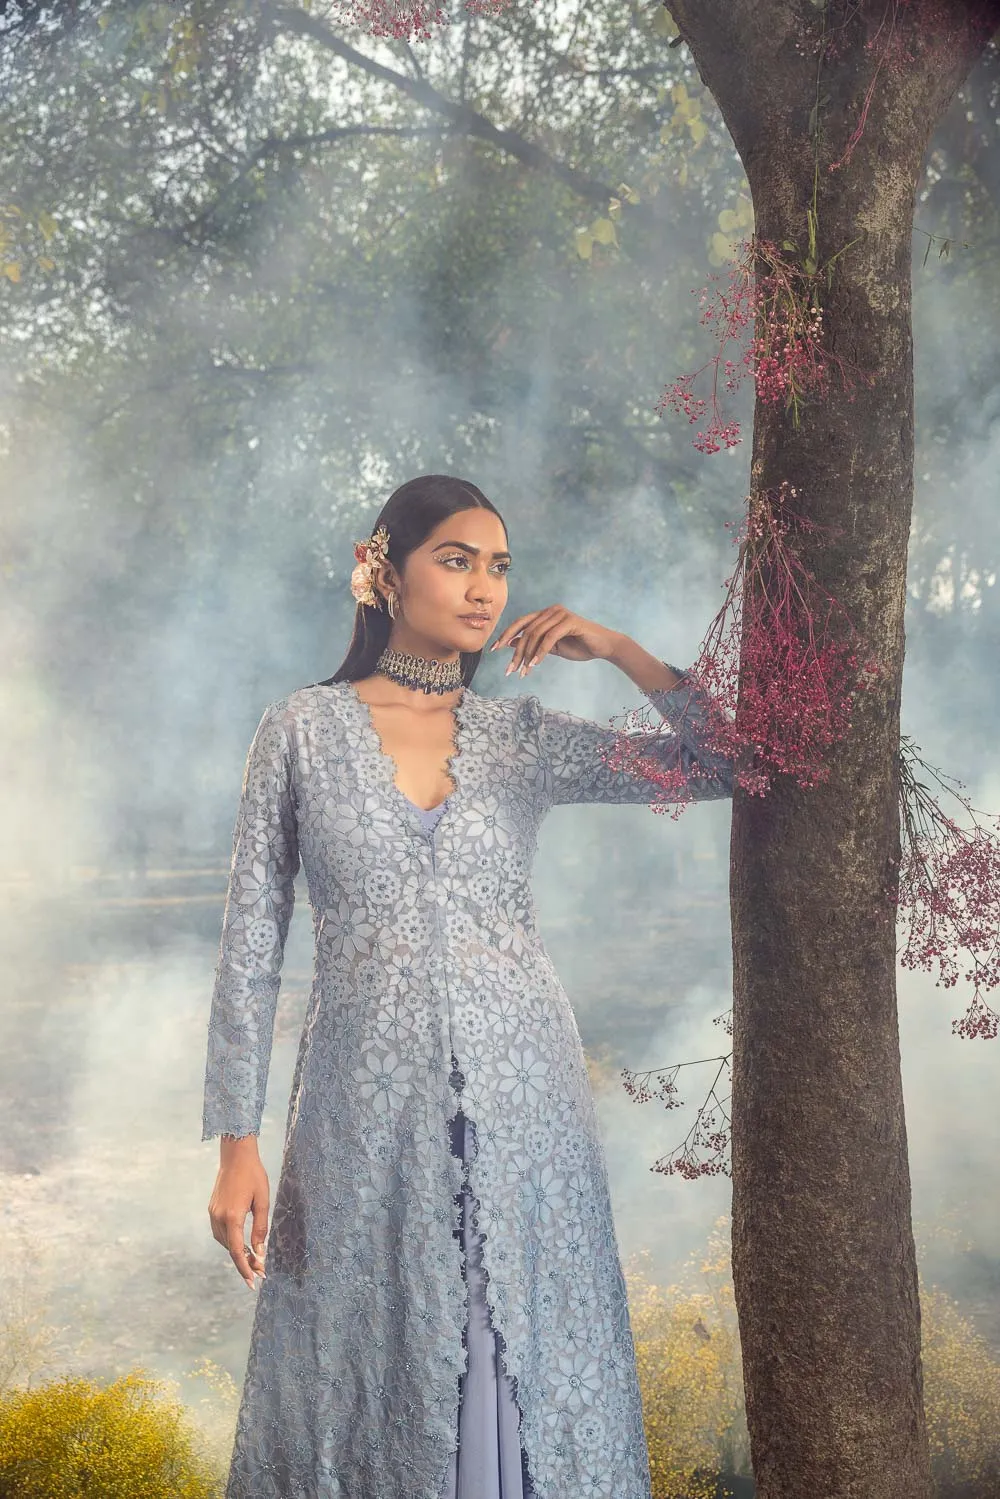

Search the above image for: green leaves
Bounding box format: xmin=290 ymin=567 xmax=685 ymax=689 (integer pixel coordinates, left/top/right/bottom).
xmin=650 ymin=5 xmax=679 ymax=40
xmin=575 ymin=225 xmax=595 ymax=259
xmin=0 ymin=203 xmax=59 ymax=283
xmin=575 ymin=183 xmax=639 ymax=259
xmin=708 ymin=194 xmax=753 ymax=267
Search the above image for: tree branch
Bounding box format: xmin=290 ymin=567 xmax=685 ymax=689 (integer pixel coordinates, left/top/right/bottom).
xmin=252 ymin=121 xmax=458 ymax=156
xmin=265 ymin=2 xmax=666 ymax=226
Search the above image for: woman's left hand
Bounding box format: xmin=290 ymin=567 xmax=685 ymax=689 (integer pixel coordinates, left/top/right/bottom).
xmin=489 ymin=607 xmax=621 ymax=676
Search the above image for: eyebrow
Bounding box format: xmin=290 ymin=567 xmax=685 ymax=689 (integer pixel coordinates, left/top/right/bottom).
xmin=431 ymin=540 xmax=512 ymax=560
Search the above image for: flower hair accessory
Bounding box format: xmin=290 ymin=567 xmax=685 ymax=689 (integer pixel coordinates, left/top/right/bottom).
xmin=350 ymin=524 xmax=390 ymax=608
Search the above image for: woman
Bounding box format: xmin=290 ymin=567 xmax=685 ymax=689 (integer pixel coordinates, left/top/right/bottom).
xmin=203 ymin=474 xmax=734 ymax=1499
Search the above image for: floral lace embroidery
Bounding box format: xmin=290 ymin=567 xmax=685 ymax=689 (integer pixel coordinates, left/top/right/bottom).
xmin=203 ymin=667 xmax=733 ymax=1499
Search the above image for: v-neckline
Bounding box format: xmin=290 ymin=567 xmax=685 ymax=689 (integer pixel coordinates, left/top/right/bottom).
xmin=342 ymin=679 xmax=471 ymax=832
xmin=403 ymin=792 xmax=450 ymax=815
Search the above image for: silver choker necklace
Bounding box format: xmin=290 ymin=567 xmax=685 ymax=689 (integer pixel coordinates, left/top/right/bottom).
xmin=374 ymin=646 xmax=464 ymax=695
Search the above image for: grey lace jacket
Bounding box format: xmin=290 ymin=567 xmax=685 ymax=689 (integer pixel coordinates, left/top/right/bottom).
xmin=201 ymin=665 xmax=734 ymax=1499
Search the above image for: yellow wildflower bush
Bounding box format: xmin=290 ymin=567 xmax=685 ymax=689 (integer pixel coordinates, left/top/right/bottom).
xmin=0 ymin=1369 xmax=224 ymax=1498
xmin=178 ymin=1356 xmax=241 ymax=1477
xmin=0 ymin=1241 xmax=59 ymax=1399
xmin=625 ymin=1215 xmax=750 ymax=1499
xmin=921 ymin=1282 xmax=1000 ymax=1497
xmin=626 ymin=1209 xmax=1000 ymax=1499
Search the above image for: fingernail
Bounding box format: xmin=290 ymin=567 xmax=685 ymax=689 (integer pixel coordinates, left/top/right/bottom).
xmin=530 ymin=656 xmax=539 ymax=668
xmin=519 ymin=665 xmax=527 ymax=677
xmin=505 ymin=662 xmax=514 ymax=676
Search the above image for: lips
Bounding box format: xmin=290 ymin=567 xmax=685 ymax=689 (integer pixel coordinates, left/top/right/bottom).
xmin=460 ymin=615 xmax=491 ymax=624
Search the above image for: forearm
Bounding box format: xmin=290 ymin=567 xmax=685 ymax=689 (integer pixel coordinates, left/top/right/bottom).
xmin=605 ymin=632 xmax=686 ymax=693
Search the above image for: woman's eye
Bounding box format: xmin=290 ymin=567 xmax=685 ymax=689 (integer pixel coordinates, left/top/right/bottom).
xmin=443 ymin=555 xmax=510 ymax=575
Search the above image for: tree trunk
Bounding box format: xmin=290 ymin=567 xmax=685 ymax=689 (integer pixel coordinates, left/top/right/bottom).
xmin=665 ymin=3 xmax=998 ymax=1496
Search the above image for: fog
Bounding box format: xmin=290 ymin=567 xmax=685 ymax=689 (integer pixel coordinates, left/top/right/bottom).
xmin=1 ymin=0 xmax=998 ymax=1454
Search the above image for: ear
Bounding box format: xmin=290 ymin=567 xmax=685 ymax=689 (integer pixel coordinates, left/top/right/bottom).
xmin=374 ymin=563 xmax=396 ymax=601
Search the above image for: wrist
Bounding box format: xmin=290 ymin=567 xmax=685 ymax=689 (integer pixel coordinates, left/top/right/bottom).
xmin=221 ymin=1132 xmax=260 ymax=1162
xmin=606 ymin=634 xmax=685 ymax=693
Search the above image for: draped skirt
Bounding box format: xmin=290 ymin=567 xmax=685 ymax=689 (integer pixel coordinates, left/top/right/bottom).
xmin=439 ymin=1106 xmax=537 ymax=1499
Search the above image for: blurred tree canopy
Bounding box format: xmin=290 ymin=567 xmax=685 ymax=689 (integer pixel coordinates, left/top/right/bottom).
xmin=1 ymin=0 xmax=998 ymax=703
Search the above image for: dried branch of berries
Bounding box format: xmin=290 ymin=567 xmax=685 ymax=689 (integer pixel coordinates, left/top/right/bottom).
xmin=603 ymin=477 xmax=882 ymax=810
xmin=816 ymin=0 xmax=1000 ymax=176
xmin=322 ymin=0 xmax=508 ymax=41
xmin=623 ymin=1 xmax=1000 ymax=1178
xmin=893 ymin=738 xmax=1000 ymax=1041
xmin=656 ymin=233 xmax=873 ymax=455
xmin=624 ymin=736 xmax=1000 ymax=1182
xmin=620 ymin=1012 xmax=733 ymax=1180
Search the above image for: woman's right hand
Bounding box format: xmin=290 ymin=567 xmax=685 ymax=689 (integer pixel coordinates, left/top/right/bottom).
xmin=208 ymin=1136 xmax=270 ymax=1289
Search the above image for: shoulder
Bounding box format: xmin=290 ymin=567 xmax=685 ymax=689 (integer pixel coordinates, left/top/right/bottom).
xmin=282 ymin=682 xmax=347 ymax=718
xmin=250 ymin=683 xmax=350 ymax=744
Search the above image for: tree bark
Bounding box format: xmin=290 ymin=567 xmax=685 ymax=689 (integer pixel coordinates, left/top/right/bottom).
xmin=664 ymin=3 xmax=999 ymax=1496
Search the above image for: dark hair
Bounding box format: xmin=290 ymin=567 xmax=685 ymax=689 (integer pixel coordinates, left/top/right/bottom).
xmin=321 ymin=474 xmax=507 ymax=687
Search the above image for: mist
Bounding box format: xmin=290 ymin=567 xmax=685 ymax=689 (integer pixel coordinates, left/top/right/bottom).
xmin=1 ymin=0 xmax=998 ymax=1453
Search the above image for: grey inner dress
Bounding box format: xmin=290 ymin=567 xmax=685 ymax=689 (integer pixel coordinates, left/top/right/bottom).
xmin=405 ymin=792 xmax=537 ymax=1499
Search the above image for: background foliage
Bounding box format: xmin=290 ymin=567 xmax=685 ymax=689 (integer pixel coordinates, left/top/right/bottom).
xmin=3 ymin=1 xmax=998 ymax=827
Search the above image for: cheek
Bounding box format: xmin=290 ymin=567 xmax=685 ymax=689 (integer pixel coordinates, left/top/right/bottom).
xmin=422 ymin=567 xmax=469 ymax=611
xmin=430 ymin=567 xmax=462 ymax=597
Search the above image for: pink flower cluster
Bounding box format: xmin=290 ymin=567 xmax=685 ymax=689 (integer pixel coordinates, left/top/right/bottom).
xmin=325 ymin=0 xmax=449 ymax=40
xmin=605 ymin=480 xmax=882 ymax=811
xmin=323 ymin=0 xmax=517 ymax=39
xmin=893 ymin=739 xmax=1000 ymax=1040
xmin=628 ymin=743 xmax=1000 ymax=1182
xmin=656 ymin=236 xmax=874 ymax=454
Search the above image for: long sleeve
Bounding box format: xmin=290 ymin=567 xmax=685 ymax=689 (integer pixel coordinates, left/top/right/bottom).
xmin=201 ymin=700 xmax=300 ymax=1141
xmin=536 ymin=661 xmax=734 ymax=806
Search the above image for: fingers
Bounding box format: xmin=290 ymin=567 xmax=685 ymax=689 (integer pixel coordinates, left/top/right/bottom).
xmin=227 ymin=1219 xmax=263 ymax=1290
xmin=251 ymin=1195 xmax=270 ymax=1275
xmin=491 ymin=607 xmax=559 ymax=654
xmin=210 ymin=1202 xmax=268 ymax=1290
xmin=504 ymin=623 xmax=565 ymax=677
xmin=489 ymin=613 xmax=535 ymax=657
xmin=503 ymin=630 xmax=543 ymax=677
xmin=247 ymin=1240 xmax=268 ymax=1280
xmin=506 ymin=652 xmax=537 ymax=678
xmin=512 ymin=623 xmax=564 ymax=676
xmin=491 ymin=608 xmax=564 ymax=675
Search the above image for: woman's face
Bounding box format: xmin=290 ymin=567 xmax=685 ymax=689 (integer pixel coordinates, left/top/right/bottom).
xmin=383 ymin=509 xmax=511 ymax=660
